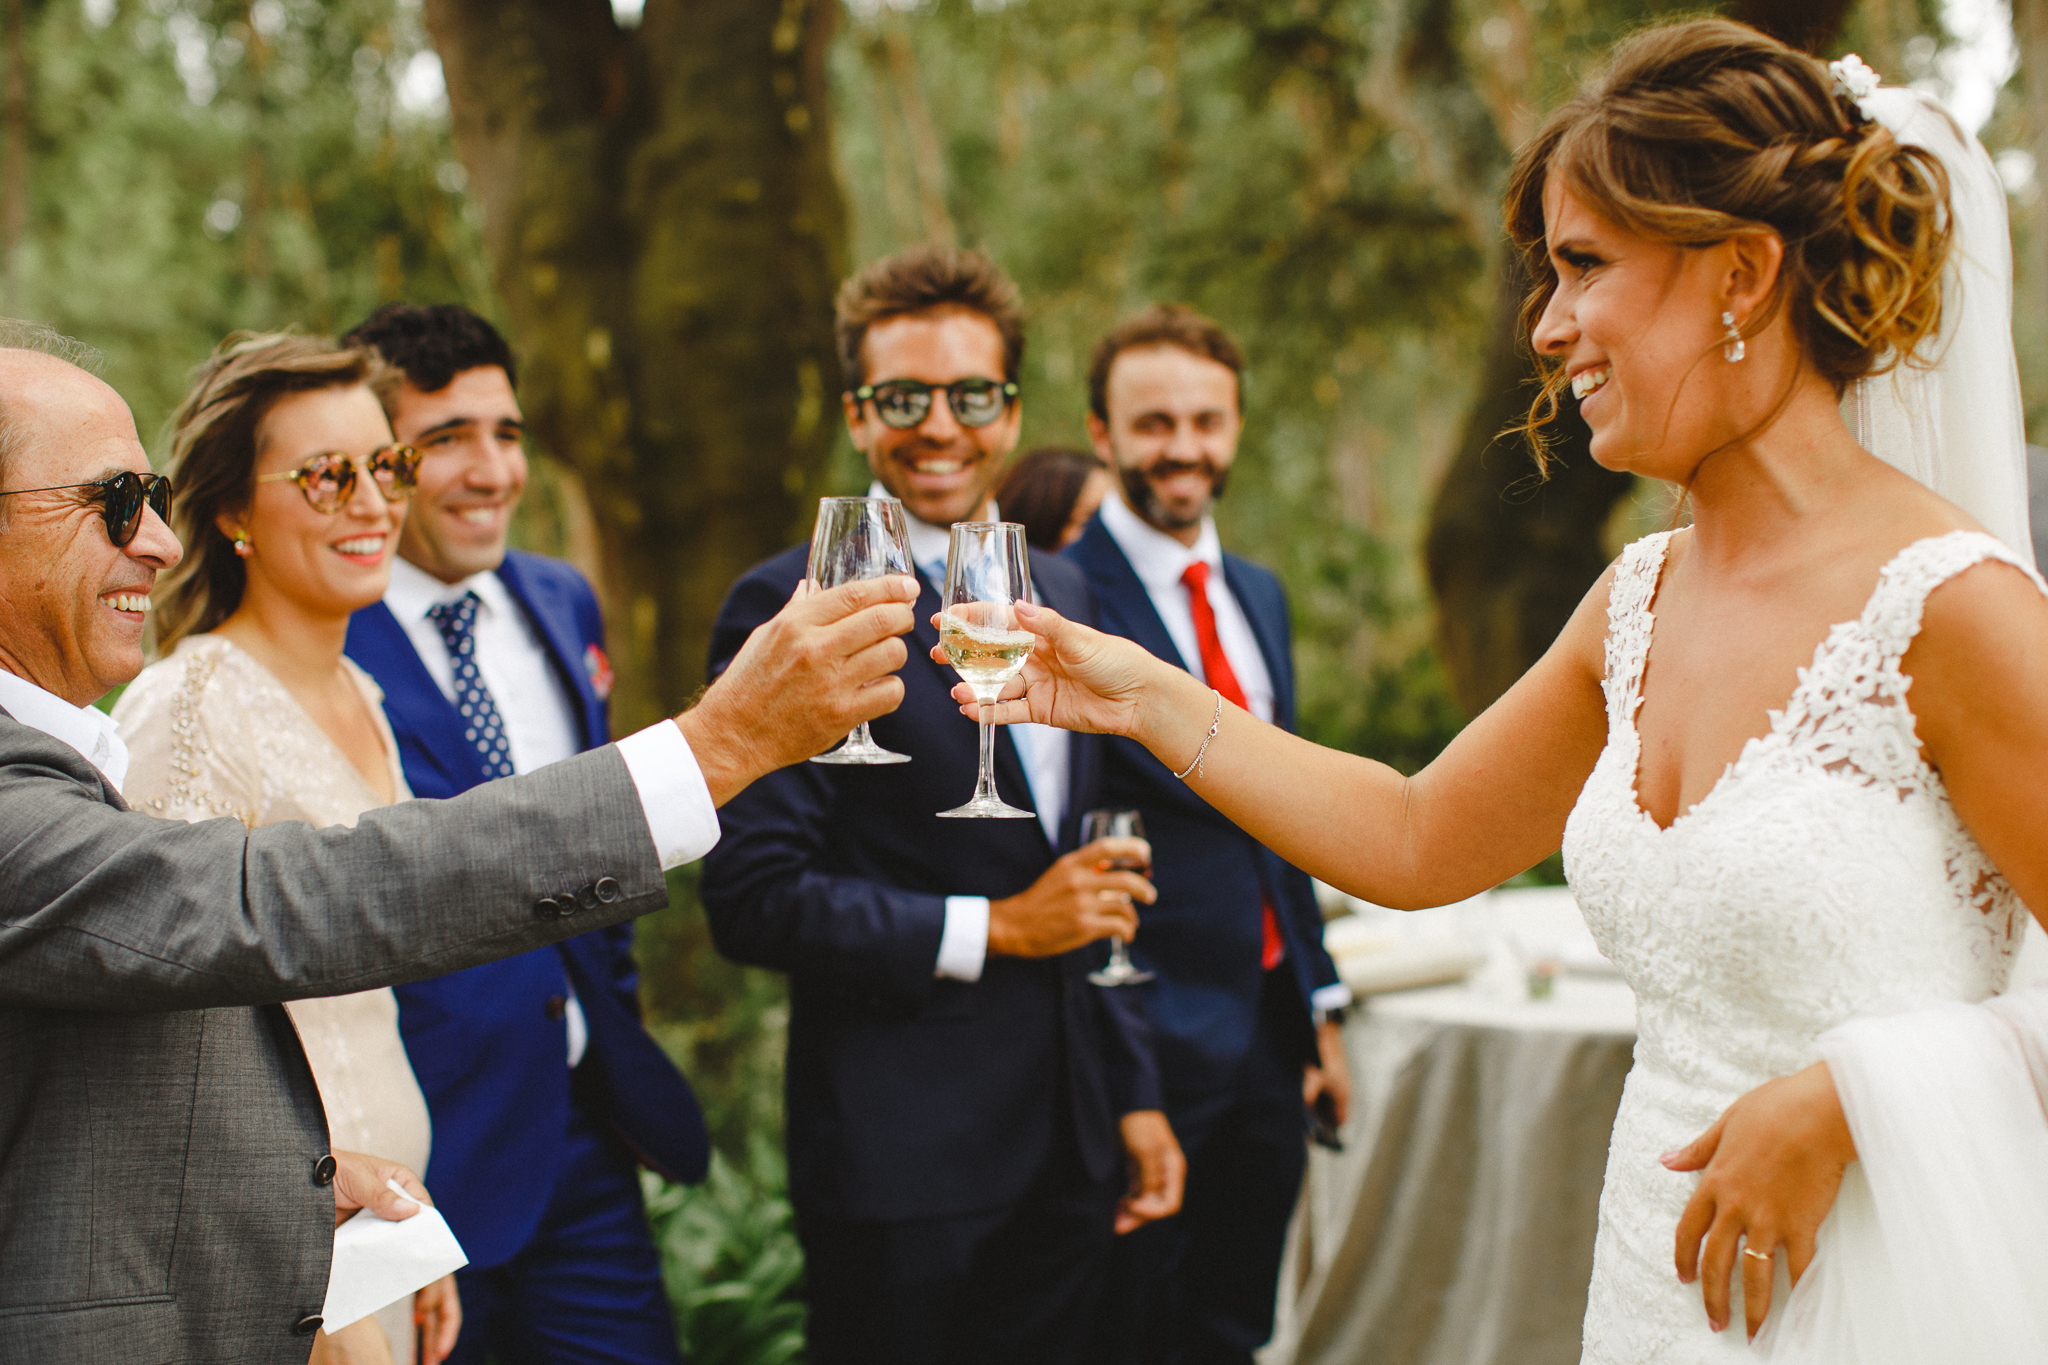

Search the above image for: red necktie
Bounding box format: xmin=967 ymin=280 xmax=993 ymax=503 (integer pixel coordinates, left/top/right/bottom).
xmin=1181 ymin=561 xmax=1285 ymax=972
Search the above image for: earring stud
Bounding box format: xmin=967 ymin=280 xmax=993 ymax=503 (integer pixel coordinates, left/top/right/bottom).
xmin=1721 ymin=311 xmax=1746 ymax=363
xmin=232 ymin=529 xmax=253 ymax=559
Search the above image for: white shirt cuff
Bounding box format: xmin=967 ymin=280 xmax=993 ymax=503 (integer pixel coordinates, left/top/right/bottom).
xmin=935 ymin=896 xmax=991 ymax=981
xmin=1311 ymin=983 xmax=1354 ymax=1015
xmin=614 ymin=720 xmax=722 ymax=871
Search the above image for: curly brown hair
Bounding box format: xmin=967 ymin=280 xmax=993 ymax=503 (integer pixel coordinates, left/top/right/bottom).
xmin=1506 ymin=19 xmax=1952 ymax=465
xmin=834 ymin=245 xmax=1025 ymax=390
xmin=151 ymin=333 xmax=383 ymax=650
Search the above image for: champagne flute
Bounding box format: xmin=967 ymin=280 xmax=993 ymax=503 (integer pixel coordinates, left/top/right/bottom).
xmin=937 ymin=521 xmax=1037 ymax=818
xmin=1082 ymin=808 xmax=1154 ymax=986
xmin=808 ymin=496 xmax=914 ymax=765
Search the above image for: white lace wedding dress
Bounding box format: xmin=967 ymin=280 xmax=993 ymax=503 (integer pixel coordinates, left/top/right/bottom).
xmin=1561 ymin=527 xmax=2042 ymax=1363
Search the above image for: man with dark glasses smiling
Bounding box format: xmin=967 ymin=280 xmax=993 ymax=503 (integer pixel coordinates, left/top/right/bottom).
xmin=0 ymin=330 xmax=921 ymax=1364
xmin=703 ymin=246 xmax=1181 ymax=1365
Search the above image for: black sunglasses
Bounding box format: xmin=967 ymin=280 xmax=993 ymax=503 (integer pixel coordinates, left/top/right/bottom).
xmin=852 ymin=378 xmax=1019 ymax=430
xmin=0 ymin=470 xmax=173 ymax=546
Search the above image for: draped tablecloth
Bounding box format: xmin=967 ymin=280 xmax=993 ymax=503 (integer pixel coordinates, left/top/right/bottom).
xmin=1260 ymin=889 xmax=1637 ymax=1365
xmin=1262 ymin=893 xmax=2048 ymax=1365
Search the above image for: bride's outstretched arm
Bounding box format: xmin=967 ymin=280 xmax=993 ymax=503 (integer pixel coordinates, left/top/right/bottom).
xmin=937 ymin=567 xmax=1614 ymax=909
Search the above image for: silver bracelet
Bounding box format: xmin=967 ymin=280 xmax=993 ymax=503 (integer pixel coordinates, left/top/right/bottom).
xmin=1173 ymin=689 xmax=1224 ymax=781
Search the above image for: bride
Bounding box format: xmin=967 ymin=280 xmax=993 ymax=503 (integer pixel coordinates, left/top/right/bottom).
xmin=945 ymin=19 xmax=2048 ymax=1363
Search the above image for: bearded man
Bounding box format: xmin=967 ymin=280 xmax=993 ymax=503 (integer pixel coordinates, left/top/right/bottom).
xmin=1067 ymin=304 xmax=1353 ymax=1365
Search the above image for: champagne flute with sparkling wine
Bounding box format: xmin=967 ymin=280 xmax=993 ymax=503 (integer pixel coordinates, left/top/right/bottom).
xmin=1082 ymin=808 xmax=1154 ymax=986
xmin=807 ymin=496 xmax=915 ymax=765
xmin=937 ymin=521 xmax=1038 ymax=818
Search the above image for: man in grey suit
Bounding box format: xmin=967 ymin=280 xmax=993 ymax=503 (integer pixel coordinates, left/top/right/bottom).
xmin=0 ymin=340 xmax=917 ymax=1363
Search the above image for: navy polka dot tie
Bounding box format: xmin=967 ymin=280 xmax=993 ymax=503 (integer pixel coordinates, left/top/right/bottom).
xmin=428 ymin=591 xmax=516 ymax=780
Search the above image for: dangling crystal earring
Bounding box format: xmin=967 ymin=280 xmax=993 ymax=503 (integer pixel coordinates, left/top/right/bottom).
xmin=1721 ymin=311 xmax=1746 ymax=363
xmin=232 ymin=529 xmax=253 ymax=559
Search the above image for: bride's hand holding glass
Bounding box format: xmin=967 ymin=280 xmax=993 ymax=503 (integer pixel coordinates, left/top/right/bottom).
xmin=929 ymin=600 xmax=1211 ymax=747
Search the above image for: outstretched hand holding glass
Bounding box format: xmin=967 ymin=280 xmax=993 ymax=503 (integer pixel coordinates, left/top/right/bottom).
xmin=938 ymin=521 xmax=1038 ymax=818
xmin=807 ymin=496 xmax=916 ymax=765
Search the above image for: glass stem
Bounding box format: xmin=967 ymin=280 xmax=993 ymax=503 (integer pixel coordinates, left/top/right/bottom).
xmin=846 ymin=720 xmax=873 ymax=749
xmin=974 ymin=692 xmax=1000 ymax=802
xmin=1108 ymin=936 xmax=1132 ymax=970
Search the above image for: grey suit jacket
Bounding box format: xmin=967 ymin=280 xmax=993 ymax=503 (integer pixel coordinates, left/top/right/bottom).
xmin=0 ymin=709 xmax=670 ymax=1363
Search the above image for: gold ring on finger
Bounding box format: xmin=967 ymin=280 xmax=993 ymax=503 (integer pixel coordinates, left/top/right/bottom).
xmin=1741 ymin=1247 xmax=1772 ymax=1263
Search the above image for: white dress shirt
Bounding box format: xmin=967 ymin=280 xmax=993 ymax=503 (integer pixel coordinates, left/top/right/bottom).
xmin=1096 ymin=494 xmax=1352 ymax=1015
xmin=876 ymin=485 xmax=1070 ymax=982
xmin=0 ymin=669 xmax=130 ymax=789
xmin=385 ymin=556 xmax=630 ymax=1064
xmin=1097 ymin=493 xmax=1274 ymax=723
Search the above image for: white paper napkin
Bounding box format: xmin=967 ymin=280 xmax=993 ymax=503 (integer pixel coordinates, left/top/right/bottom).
xmin=320 ymin=1179 xmax=469 ymax=1333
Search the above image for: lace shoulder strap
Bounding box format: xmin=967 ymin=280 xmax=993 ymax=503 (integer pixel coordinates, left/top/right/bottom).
xmin=1600 ymin=531 xmax=1675 ymax=724
xmin=1860 ymin=530 xmax=2048 ymax=663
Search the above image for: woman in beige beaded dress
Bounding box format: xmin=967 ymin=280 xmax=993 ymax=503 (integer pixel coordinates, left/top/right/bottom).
xmin=115 ymin=333 xmax=460 ymax=1365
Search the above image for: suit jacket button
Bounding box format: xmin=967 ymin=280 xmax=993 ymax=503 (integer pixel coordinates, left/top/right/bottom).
xmin=293 ymin=1314 xmax=324 ymax=1336
xmin=534 ymin=896 xmax=562 ymax=919
xmin=594 ymin=876 xmax=621 ymax=903
xmin=544 ymin=994 xmax=568 ymax=1020
xmin=312 ymin=1154 xmax=337 ymax=1187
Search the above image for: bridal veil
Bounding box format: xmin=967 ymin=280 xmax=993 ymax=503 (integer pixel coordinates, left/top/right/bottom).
xmin=1847 ymin=82 xmax=2033 ymax=560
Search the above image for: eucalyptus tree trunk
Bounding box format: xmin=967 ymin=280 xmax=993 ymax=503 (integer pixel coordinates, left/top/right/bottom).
xmin=1421 ymin=0 xmax=1853 ymax=715
xmin=424 ymin=0 xmax=846 ymax=733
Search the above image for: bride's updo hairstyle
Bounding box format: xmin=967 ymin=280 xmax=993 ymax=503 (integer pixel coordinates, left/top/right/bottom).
xmin=1506 ymin=18 xmax=1952 ymax=461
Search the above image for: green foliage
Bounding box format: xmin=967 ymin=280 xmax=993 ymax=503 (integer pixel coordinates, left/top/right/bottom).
xmin=642 ymin=1145 xmax=809 ymax=1365
xmin=824 ymin=0 xmax=1659 ymax=771
xmin=17 ymin=0 xmax=488 ymax=450
xmin=828 ymin=0 xmax=2019 ymax=770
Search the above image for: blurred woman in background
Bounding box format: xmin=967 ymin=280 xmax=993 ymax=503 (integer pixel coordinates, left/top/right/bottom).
xmin=996 ymin=445 xmax=1112 ymax=551
xmin=116 ymin=333 xmax=460 ymax=1365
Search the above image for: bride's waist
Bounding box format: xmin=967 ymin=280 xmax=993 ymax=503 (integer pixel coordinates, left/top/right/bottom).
xmin=1626 ymin=1027 xmax=1814 ymax=1116
xmin=1610 ymin=1064 xmax=1756 ymax=1166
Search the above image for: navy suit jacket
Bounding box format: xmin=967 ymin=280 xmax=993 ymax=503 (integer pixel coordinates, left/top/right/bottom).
xmin=1065 ymin=515 xmax=1341 ymax=1106
xmin=700 ymin=545 xmax=1160 ymax=1223
xmin=344 ymin=549 xmax=709 ymax=1267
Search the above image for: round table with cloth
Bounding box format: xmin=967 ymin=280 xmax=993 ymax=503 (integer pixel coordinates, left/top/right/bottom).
xmin=1260 ymin=888 xmax=2048 ymax=1365
xmin=1259 ymin=887 xmax=1635 ymax=1365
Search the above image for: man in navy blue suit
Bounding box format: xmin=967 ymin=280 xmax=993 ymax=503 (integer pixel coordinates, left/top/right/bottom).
xmin=341 ymin=304 xmax=707 ymax=1365
xmin=701 ymin=247 xmax=1184 ymax=1365
xmin=1068 ymin=305 xmax=1353 ymax=1365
